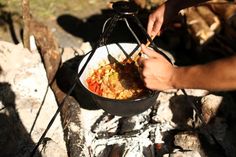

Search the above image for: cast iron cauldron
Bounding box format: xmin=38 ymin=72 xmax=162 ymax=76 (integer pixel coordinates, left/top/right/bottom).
xmin=78 ymin=43 xmax=159 ymax=117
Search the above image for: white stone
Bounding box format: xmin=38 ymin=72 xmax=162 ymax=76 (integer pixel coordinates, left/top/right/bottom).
xmin=164 ymin=150 xmax=201 ymax=157
xmin=0 ymin=41 xmax=67 ymax=157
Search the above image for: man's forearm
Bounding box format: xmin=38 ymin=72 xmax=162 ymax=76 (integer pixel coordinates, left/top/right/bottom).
xmin=172 ymin=55 xmax=236 ymax=91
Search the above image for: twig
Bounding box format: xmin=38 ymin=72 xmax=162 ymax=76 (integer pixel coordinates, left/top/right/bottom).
xmin=22 ymin=0 xmax=31 ymax=49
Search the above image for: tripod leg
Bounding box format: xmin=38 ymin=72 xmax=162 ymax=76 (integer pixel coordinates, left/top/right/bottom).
xmin=132 ymin=16 xmax=172 ymax=63
xmin=30 ymin=81 xmax=77 ymax=157
xmin=98 ymin=14 xmax=120 ymax=46
xmin=30 ymin=15 xmax=121 ymax=157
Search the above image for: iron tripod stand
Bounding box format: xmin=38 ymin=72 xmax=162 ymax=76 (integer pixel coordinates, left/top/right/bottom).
xmin=29 ymin=1 xmax=171 ymax=156
xmin=29 ymin=1 xmax=157 ymax=156
xmin=30 ymin=1 xmax=226 ymax=157
xmin=97 ymin=1 xmax=171 ymax=62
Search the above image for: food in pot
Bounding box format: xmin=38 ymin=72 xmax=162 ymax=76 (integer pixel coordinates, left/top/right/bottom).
xmin=86 ymin=61 xmax=148 ymax=99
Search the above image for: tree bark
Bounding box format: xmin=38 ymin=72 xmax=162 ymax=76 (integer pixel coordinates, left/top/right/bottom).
xmin=30 ymin=20 xmax=61 ymax=84
xmin=30 ymin=18 xmax=89 ymax=156
xmin=22 ymin=0 xmax=30 ymax=49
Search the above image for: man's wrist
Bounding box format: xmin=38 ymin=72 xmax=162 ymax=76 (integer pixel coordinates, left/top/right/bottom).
xmin=169 ymin=66 xmax=179 ymax=89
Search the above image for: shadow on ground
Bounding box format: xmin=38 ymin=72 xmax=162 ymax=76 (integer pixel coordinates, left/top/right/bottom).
xmin=167 ymin=92 xmax=236 ymax=157
xmin=0 ymin=82 xmax=41 ymax=157
xmin=57 ymin=8 xmax=151 ymax=49
xmin=0 ymin=3 xmax=22 ymax=44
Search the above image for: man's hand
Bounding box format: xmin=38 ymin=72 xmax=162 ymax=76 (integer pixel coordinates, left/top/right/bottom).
xmin=147 ymin=2 xmax=179 ymax=37
xmin=147 ymin=3 xmax=165 ymax=37
xmin=137 ymin=44 xmax=175 ymax=91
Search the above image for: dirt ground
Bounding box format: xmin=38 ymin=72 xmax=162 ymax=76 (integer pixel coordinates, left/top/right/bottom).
xmin=4 ymin=1 xmax=158 ymax=49
xmin=0 ymin=0 xmax=167 ymax=50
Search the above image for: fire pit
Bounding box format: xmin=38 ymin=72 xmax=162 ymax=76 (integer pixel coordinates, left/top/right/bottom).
xmin=22 ymin=1 xmax=236 ymax=157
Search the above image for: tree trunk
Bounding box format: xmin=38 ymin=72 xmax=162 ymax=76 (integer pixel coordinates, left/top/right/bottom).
xmin=22 ymin=0 xmax=30 ymax=49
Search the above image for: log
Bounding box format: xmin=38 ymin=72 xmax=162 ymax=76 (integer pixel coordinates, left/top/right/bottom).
xmin=174 ymin=131 xmax=206 ymax=157
xmin=184 ymin=7 xmax=214 ymax=45
xmin=56 ymin=55 xmax=104 ymax=156
xmin=201 ymin=94 xmax=222 ymax=124
xmin=30 ymin=19 xmax=89 ymax=156
xmin=206 ymin=3 xmax=236 ymax=24
xmin=30 ymin=20 xmax=61 ymax=84
xmin=49 ymin=72 xmax=88 ymax=157
xmin=195 ymin=6 xmax=221 ymax=32
xmin=22 ymin=0 xmax=30 ymax=49
xmin=109 ymin=144 xmax=122 ymax=157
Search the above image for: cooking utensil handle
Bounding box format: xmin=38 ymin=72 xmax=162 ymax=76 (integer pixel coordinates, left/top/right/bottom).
xmin=133 ymin=35 xmax=155 ymax=62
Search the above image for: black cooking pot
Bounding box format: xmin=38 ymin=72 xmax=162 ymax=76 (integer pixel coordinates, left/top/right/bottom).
xmin=78 ymin=43 xmax=159 ymax=117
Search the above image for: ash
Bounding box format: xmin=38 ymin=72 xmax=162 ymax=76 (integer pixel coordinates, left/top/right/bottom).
xmin=79 ymin=92 xmax=177 ymax=157
xmin=76 ymin=88 xmax=236 ymax=157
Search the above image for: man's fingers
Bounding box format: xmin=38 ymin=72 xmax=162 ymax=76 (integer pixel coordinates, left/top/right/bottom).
xmin=141 ymin=44 xmax=163 ymax=59
xmin=147 ymin=14 xmax=162 ymax=37
xmin=152 ymin=21 xmax=161 ymax=37
xmin=147 ymin=18 xmax=155 ymax=36
xmin=137 ymin=55 xmax=145 ymax=67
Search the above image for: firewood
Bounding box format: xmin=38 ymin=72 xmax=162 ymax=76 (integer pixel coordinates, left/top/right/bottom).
xmin=30 ymin=19 xmax=89 ymax=156
xmin=29 ymin=20 xmax=61 ymax=84
xmin=184 ymin=7 xmax=214 ymax=45
xmin=201 ymin=94 xmax=222 ymax=124
xmin=109 ymin=144 xmax=122 ymax=157
xmin=22 ymin=0 xmax=30 ymax=49
xmin=195 ymin=6 xmax=221 ymax=32
xmin=206 ymin=2 xmax=236 ymax=30
xmin=206 ymin=3 xmax=236 ymax=23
